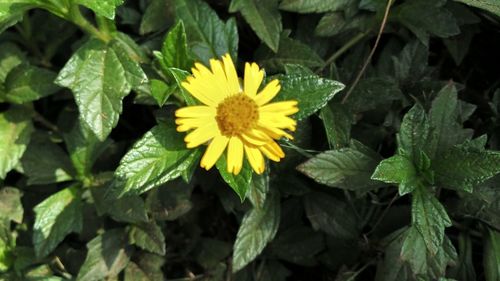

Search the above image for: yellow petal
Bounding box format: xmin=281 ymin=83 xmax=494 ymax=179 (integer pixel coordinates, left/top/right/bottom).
xmin=184 ymin=122 xmax=218 ymax=148
xmin=201 ymin=135 xmax=229 ymax=170
xmin=244 ymin=145 xmax=265 ymax=174
xmin=210 ymin=58 xmax=231 ymax=98
xmin=240 ymin=128 xmax=273 ymax=146
xmin=227 ymin=137 xmax=244 ymax=175
xmin=181 ymin=81 xmax=218 ymax=106
xmin=259 ymin=100 xmax=299 ymax=116
xmin=254 ymin=79 xmax=280 ymax=105
xmin=257 ymin=124 xmax=294 ymax=140
xmin=244 ymin=62 xmax=264 ymax=97
xmin=259 ymin=141 xmax=284 ymax=162
xmin=222 ymin=54 xmax=240 ymax=94
xmin=175 ymin=106 xmax=216 ymax=118
xmin=259 ymin=113 xmax=297 ymax=131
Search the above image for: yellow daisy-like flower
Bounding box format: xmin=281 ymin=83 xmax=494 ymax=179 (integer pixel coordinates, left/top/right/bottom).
xmin=175 ymin=54 xmax=298 ymax=175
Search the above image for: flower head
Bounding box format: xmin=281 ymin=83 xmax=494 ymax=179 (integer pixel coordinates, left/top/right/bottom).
xmin=175 ymin=54 xmax=298 ymax=175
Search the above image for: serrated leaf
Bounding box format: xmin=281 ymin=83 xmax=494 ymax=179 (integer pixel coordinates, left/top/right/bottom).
xmin=319 ymin=102 xmax=351 ymax=149
xmin=0 ymin=187 xmax=23 ymax=224
xmin=371 ymin=155 xmax=419 ymax=195
xmin=4 ymin=64 xmax=59 ymax=104
xmin=76 ymin=229 xmax=132 ymax=281
xmin=394 ymin=0 xmax=460 ymax=44
xmin=455 ymin=0 xmax=500 ymax=17
xmin=33 ymin=186 xmax=82 ymax=258
xmin=484 ymin=228 xmax=500 ymax=281
xmin=247 ymin=170 xmax=269 ymax=209
xmin=279 ymin=0 xmax=350 ymax=13
xmin=175 ymin=0 xmax=238 ymax=64
xmin=76 ymin=0 xmax=124 ymax=19
xmin=112 ymin=124 xmax=200 ymax=197
xmin=411 ymin=186 xmax=452 ymax=255
xmin=433 ymin=145 xmax=500 ymax=193
xmin=216 ymin=154 xmax=253 ymax=201
xmin=129 ymin=222 xmax=166 ymax=255
xmin=56 ymin=38 xmax=147 ymax=140
xmin=304 ymin=192 xmax=359 ymax=239
xmin=160 ymin=20 xmax=193 ymax=71
xmin=233 ymin=191 xmax=280 ymax=272
xmin=0 ymin=106 xmax=33 ymax=179
xmin=397 ymin=104 xmax=431 ymax=165
xmin=229 ymin=0 xmax=282 ymax=52
xmin=298 ymin=141 xmax=382 ymax=191
xmin=257 ymin=37 xmax=324 ymax=72
xmin=20 ymin=133 xmax=75 ymax=185
xmin=274 ymin=73 xmax=344 ymax=121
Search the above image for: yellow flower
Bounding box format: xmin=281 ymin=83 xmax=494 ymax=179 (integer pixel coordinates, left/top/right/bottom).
xmin=175 ymin=54 xmax=298 ymax=175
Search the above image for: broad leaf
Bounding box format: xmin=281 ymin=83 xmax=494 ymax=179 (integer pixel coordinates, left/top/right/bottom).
xmin=232 ymin=192 xmax=280 ymax=272
xmin=279 ymin=0 xmax=350 ymax=13
xmin=371 ymin=155 xmax=419 ymax=195
xmin=4 ymin=64 xmax=59 ymax=104
xmin=274 ymin=72 xmax=344 ymax=121
xmin=455 ymin=0 xmax=500 ymax=17
xmin=33 ymin=186 xmax=83 ymax=258
xmin=113 ymin=124 xmax=201 ymax=197
xmin=229 ymin=0 xmax=282 ymax=52
xmin=76 ymin=229 xmax=132 ymax=281
xmin=411 ymin=186 xmax=452 ymax=255
xmin=175 ymin=0 xmax=238 ymax=64
xmin=298 ymin=140 xmax=383 ymax=191
xmin=216 ymin=154 xmax=253 ymax=201
xmin=397 ymin=104 xmax=431 ymax=165
xmin=76 ymin=0 xmax=124 ymax=19
xmin=56 ymin=38 xmax=147 ymax=140
xmin=129 ymin=222 xmax=166 ymax=255
xmin=0 ymin=106 xmax=33 ymax=179
xmin=160 ymin=20 xmax=193 ymax=71
xmin=0 ymin=187 xmax=23 ymax=224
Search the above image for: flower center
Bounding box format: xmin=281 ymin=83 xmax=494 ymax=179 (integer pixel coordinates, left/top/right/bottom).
xmin=216 ymin=94 xmax=259 ymax=136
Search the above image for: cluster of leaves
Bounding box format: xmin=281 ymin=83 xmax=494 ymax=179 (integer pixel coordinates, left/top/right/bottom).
xmin=0 ymin=0 xmax=500 ymax=280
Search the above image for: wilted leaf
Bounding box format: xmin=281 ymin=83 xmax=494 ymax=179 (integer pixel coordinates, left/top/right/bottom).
xmin=0 ymin=187 xmax=23 ymax=224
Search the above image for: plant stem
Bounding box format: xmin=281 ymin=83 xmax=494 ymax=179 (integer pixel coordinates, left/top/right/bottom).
xmin=67 ymin=4 xmax=111 ymax=42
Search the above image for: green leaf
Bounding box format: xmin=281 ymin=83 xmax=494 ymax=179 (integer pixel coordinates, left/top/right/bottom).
xmin=129 ymin=222 xmax=166 ymax=255
xmin=20 ymin=133 xmax=75 ymax=185
xmin=274 ymin=72 xmax=344 ymax=121
xmin=216 ymin=154 xmax=253 ymax=201
xmin=449 ymin=233 xmax=476 ymax=281
xmin=298 ymin=140 xmax=383 ymax=191
xmin=319 ymin=102 xmax=351 ymax=149
xmin=168 ymin=67 xmax=198 ymax=106
xmin=433 ymin=145 xmax=500 ymax=193
xmin=279 ymin=0 xmax=350 ymax=13
xmin=0 ymin=106 xmax=33 ymax=179
xmin=113 ymin=124 xmax=200 ymax=197
xmin=55 ymin=38 xmax=147 ymax=140
xmin=0 ymin=187 xmax=23 ymax=224
xmin=76 ymin=0 xmax=124 ymax=19
xmin=394 ymin=0 xmax=460 ymax=44
xmin=160 ymin=20 xmax=193 ymax=71
xmin=344 ymin=77 xmax=403 ymax=112
xmin=270 ymin=226 xmax=324 ymax=266
xmin=175 ymin=0 xmax=238 ymax=64
xmin=454 ymin=0 xmax=500 ymax=17
xmin=232 ymin=191 xmax=280 ymax=272
xmin=247 ymin=170 xmax=269 ymax=209
xmin=0 ymin=2 xmax=34 ymax=34
xmin=257 ymin=37 xmax=324 ymax=72
xmin=371 ymin=155 xmax=419 ymax=195
xmin=139 ymin=0 xmax=172 ymax=34
xmin=229 ymin=0 xmax=282 ymax=52
xmin=4 ymin=64 xmax=59 ymax=104
xmin=304 ymin=192 xmax=359 ymax=239
xmin=0 ymin=43 xmax=25 ymax=83
xmin=484 ymin=228 xmax=500 ymax=281
xmin=76 ymin=229 xmax=132 ymax=281
xmin=374 ymin=229 xmax=413 ymax=281
xmin=194 ymin=238 xmax=232 ymax=269
xmin=397 ymin=104 xmax=431 ymax=165
xmin=411 ymin=186 xmax=452 ymax=255
xmin=33 ymin=185 xmax=83 ymax=258
xmin=150 ymin=79 xmax=173 ymax=107
xmin=145 ymin=181 xmax=193 ymax=221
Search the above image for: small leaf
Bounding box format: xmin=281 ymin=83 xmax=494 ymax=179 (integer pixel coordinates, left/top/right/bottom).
xmin=76 ymin=0 xmax=124 ymax=19
xmin=175 ymin=0 xmax=238 ymax=64
xmin=112 ymin=124 xmax=200 ymax=197
xmin=150 ymin=79 xmax=174 ymax=107
xmin=56 ymin=38 xmax=147 ymax=140
xmin=484 ymin=228 xmax=500 ymax=281
xmin=298 ymin=140 xmax=382 ymax=191
xmin=216 ymin=154 xmax=253 ymax=201
xmin=274 ymin=72 xmax=344 ymax=121
xmin=0 ymin=106 xmax=33 ymax=179
xmin=229 ymin=0 xmax=282 ymax=52
xmin=168 ymin=67 xmax=198 ymax=106
xmin=411 ymin=186 xmax=452 ymax=255
xmin=4 ymin=64 xmax=59 ymax=104
xmin=232 ymin=192 xmax=280 ymax=272
xmin=304 ymin=192 xmax=359 ymax=239
xmin=371 ymin=155 xmax=419 ymax=195
xmin=0 ymin=187 xmax=23 ymax=224
xmin=33 ymin=186 xmax=83 ymax=258
xmin=76 ymin=229 xmax=132 ymax=281
xmin=279 ymin=0 xmax=350 ymax=13
xmin=160 ymin=20 xmax=193 ymax=71
xmin=319 ymin=102 xmax=351 ymax=149
xmin=129 ymin=222 xmax=166 ymax=255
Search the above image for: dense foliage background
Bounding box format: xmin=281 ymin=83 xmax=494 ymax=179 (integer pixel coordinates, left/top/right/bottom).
xmin=1 ymin=0 xmax=500 ymax=280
